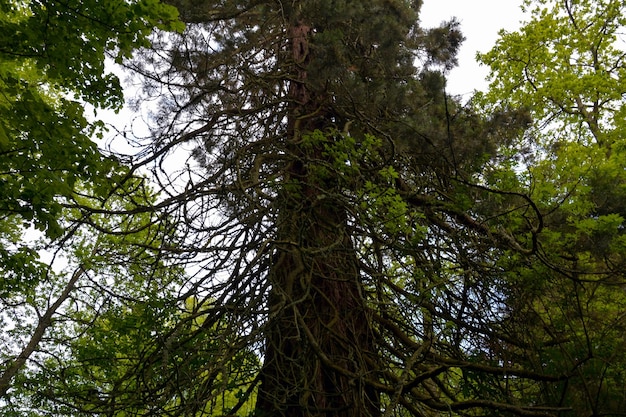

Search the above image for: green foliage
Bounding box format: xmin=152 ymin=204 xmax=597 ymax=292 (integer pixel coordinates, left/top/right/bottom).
xmin=29 ymin=289 xmax=259 ymax=416
xmin=301 ymin=130 xmax=426 ymax=240
xmin=0 ymin=0 xmax=186 ymax=412
xmin=0 ymin=0 xmax=183 ymax=238
xmin=477 ymin=0 xmax=626 ymax=146
xmin=476 ymin=1 xmax=626 ymax=414
xmin=1 ymin=0 xmax=183 ymax=108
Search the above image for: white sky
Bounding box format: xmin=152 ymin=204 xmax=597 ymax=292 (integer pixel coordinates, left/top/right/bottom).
xmin=420 ymin=0 xmax=525 ymax=98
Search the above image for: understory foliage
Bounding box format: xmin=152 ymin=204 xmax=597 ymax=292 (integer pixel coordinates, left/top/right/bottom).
xmin=3 ymin=0 xmax=626 ymax=416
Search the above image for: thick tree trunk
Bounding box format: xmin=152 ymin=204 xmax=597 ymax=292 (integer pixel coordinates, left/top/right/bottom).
xmin=256 ymin=199 xmax=379 ymax=417
xmin=255 ymin=17 xmax=380 ymax=417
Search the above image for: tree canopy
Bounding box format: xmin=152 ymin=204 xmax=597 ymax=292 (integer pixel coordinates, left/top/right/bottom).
xmin=3 ymin=0 xmax=626 ymax=416
xmin=475 ymin=0 xmax=626 ymax=413
xmin=0 ymin=0 xmax=184 ymax=412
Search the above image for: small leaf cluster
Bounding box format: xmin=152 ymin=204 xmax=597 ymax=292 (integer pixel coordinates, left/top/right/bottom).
xmin=301 ymin=129 xmax=425 ymax=241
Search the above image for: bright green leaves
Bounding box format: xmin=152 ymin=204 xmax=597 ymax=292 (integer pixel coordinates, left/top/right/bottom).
xmin=360 ymin=178 xmax=419 ymax=238
xmin=0 ymin=79 xmax=108 ymax=238
xmin=478 ymin=0 xmax=626 ymax=147
xmin=0 ymin=0 xmax=183 ymax=239
xmin=477 ymin=0 xmax=626 ymax=261
xmin=476 ymin=2 xmax=626 ymax=413
xmin=1 ymin=0 xmax=183 ymax=109
xmin=301 ymin=130 xmax=426 ymax=241
xmin=302 ymin=130 xmax=383 ymax=180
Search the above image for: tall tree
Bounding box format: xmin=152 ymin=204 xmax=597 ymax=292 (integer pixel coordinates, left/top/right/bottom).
xmin=119 ymin=0 xmax=569 ymax=415
xmin=0 ymin=0 xmax=183 ymax=409
xmin=476 ymin=0 xmax=626 ymax=414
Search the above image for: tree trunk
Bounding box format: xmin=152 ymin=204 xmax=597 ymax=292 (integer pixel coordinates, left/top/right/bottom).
xmin=255 ymin=17 xmax=380 ymax=417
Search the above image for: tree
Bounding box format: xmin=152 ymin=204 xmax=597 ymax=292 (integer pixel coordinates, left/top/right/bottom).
xmin=114 ymin=0 xmax=572 ymax=415
xmin=0 ymin=0 xmax=183 ymax=409
xmin=476 ymin=0 xmax=626 ymax=414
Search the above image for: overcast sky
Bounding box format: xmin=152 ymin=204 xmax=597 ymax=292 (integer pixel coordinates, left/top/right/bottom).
xmin=420 ymin=0 xmax=525 ymax=97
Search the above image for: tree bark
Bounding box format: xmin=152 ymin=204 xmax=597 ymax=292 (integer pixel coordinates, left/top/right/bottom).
xmin=255 ymin=16 xmax=380 ymax=417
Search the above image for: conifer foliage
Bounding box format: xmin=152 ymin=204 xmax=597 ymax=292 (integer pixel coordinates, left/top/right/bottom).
xmin=118 ymin=0 xmax=567 ymax=415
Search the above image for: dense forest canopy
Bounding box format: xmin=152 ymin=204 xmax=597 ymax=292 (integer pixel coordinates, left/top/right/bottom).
xmin=2 ymin=0 xmax=626 ymax=416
